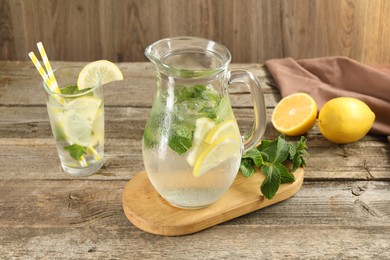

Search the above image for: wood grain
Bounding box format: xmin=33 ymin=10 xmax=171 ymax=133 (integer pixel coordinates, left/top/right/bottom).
xmin=0 ymin=180 xmax=389 ymax=258
xmin=0 ymin=62 xmax=389 ymax=182
xmin=1 ymin=0 xmax=390 ymax=64
xmin=122 ymin=169 xmax=304 ymax=236
xmin=1 ymin=61 xmax=389 ymax=258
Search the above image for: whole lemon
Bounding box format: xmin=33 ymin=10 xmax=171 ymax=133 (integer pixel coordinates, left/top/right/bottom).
xmin=318 ymin=97 xmax=375 ymax=144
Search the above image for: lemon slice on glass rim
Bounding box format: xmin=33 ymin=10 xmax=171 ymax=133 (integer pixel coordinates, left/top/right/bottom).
xmin=77 ymin=60 xmax=124 ymax=90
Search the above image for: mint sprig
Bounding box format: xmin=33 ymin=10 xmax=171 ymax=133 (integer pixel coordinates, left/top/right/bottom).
xmin=240 ymin=135 xmax=308 ymax=199
xmin=64 ymin=144 xmax=87 ymax=161
xmin=143 ymin=84 xmax=228 ymax=155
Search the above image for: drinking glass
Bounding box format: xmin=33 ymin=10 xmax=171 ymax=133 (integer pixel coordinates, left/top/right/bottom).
xmin=43 ymin=67 xmax=104 ymax=176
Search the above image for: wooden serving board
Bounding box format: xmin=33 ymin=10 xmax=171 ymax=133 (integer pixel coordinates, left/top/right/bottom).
xmin=122 ymin=168 xmax=304 ymax=236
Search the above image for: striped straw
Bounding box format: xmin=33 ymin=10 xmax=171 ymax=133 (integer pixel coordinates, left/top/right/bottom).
xmin=28 ymin=52 xmax=65 ymax=104
xmin=37 ymin=42 xmax=60 ymax=91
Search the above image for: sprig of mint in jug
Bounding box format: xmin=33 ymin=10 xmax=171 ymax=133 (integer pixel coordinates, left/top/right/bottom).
xmin=143 ymin=84 xmax=230 ymax=154
xmin=240 ymin=134 xmax=308 ymax=199
xmin=143 ymin=84 xmax=308 ymax=200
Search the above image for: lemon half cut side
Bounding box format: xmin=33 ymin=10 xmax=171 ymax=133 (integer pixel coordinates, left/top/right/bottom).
xmin=271 ymin=92 xmax=317 ymax=136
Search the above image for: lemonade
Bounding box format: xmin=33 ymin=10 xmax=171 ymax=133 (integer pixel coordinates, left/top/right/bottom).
xmin=44 ymin=76 xmax=105 ymax=175
xmin=143 ymin=37 xmax=267 ymax=208
xmin=142 ymin=84 xmax=242 ymax=208
xmin=46 ymin=85 xmax=104 ymax=172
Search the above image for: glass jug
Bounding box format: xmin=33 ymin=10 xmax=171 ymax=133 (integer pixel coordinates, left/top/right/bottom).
xmin=142 ymin=37 xmax=267 ymax=209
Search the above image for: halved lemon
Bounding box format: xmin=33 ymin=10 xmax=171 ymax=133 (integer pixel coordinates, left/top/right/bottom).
xmin=77 ymin=60 xmax=123 ymax=90
xmin=271 ymin=93 xmax=317 ymax=136
xmin=193 ymin=135 xmax=241 ymax=177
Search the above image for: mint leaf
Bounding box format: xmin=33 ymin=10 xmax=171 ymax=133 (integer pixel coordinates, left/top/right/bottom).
xmin=239 ymin=158 xmax=256 ymax=177
xmin=64 ymin=144 xmax=87 ymax=161
xmin=168 ymin=122 xmax=194 ymax=154
xmin=261 ymin=165 xmax=281 ymax=199
xmin=242 ymin=148 xmax=263 ymax=167
xmin=289 ymin=136 xmax=308 ymax=171
xmin=168 ymin=136 xmax=192 ymax=154
xmin=273 ymin=135 xmax=289 ymax=163
xmin=60 ymin=85 xmax=92 ymax=95
xmin=277 ymin=163 xmax=296 ymax=183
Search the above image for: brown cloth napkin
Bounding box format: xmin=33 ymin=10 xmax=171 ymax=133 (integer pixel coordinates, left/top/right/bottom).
xmin=265 ymin=56 xmax=390 ymax=138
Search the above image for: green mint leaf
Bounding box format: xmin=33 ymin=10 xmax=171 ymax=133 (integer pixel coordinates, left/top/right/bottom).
xmin=193 ymin=84 xmax=207 ymax=98
xmin=289 ymin=136 xmax=308 ymax=171
xmin=257 ymin=139 xmax=277 ymax=161
xmin=60 ymin=85 xmax=92 ymax=95
xmin=277 ymin=163 xmax=296 ymax=183
xmin=242 ymin=148 xmax=264 ymax=167
xmin=239 ymin=158 xmax=256 ymax=177
xmin=273 ymin=134 xmax=289 ymax=163
xmin=168 ymin=135 xmax=192 ymax=155
xmin=261 ymin=165 xmax=281 ymax=199
xmin=257 ymin=135 xmax=289 ymax=164
xmin=64 ymin=144 xmax=87 ymax=161
xmin=199 ymin=106 xmax=217 ymax=119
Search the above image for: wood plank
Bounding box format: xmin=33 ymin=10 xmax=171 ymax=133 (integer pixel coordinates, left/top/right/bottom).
xmin=1 ymin=179 xmax=389 ymax=227
xmin=2 ymin=1 xmax=390 ymax=64
xmin=1 ymin=105 xmax=389 ymax=180
xmin=0 ymin=180 xmax=389 ymax=258
xmin=0 ymin=61 xmax=276 ymax=107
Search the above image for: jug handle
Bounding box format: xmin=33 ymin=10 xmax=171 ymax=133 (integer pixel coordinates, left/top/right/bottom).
xmin=228 ymin=70 xmax=267 ymax=153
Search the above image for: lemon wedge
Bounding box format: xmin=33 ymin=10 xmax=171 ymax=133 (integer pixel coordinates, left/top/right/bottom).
xmin=77 ymin=60 xmax=123 ymax=90
xmin=193 ymin=134 xmax=241 ymax=177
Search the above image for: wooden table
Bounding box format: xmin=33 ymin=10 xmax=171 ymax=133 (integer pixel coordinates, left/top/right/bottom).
xmin=1 ymin=61 xmax=389 ymax=259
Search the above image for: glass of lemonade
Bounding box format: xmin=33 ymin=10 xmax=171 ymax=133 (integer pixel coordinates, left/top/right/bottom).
xmin=143 ymin=37 xmax=267 ymax=209
xmin=43 ymin=67 xmax=104 ymax=176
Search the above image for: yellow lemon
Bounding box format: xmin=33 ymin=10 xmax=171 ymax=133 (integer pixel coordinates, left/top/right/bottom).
xmin=318 ymin=97 xmax=375 ymax=144
xmin=272 ymin=93 xmax=317 ymax=136
xmin=77 ymin=60 xmax=123 ymax=90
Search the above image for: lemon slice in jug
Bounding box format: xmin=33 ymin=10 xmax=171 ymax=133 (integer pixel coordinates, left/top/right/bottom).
xmin=193 ymin=135 xmax=241 ymax=177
